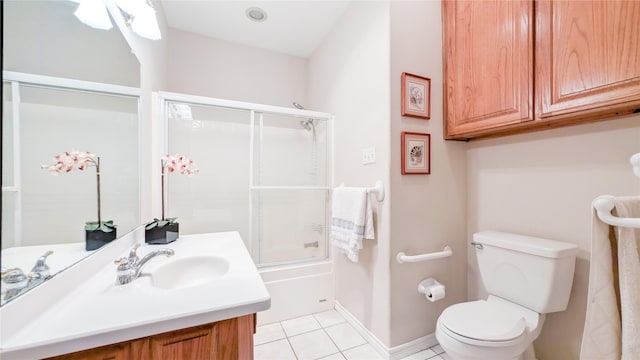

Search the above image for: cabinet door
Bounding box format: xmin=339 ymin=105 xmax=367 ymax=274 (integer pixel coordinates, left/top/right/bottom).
xmin=149 ymin=324 xmax=216 ymax=360
xmin=536 ymin=0 xmax=640 ymax=118
xmin=147 ymin=315 xmax=254 ymax=360
xmin=443 ymin=0 xmax=534 ymax=139
xmin=212 ymin=314 xmax=255 ymax=360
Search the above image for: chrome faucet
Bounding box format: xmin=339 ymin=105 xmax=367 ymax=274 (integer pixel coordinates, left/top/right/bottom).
xmin=29 ymin=250 xmax=53 ymax=280
xmin=1 ymin=267 xmax=29 ymax=301
xmin=114 ymin=244 xmax=175 ymax=285
xmin=1 ymin=250 xmax=54 ymax=302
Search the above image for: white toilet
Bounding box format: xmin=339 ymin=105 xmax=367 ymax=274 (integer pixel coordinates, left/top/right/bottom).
xmin=436 ymin=231 xmax=578 ymax=360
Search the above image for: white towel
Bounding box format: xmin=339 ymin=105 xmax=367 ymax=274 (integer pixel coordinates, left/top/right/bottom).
xmin=331 ymin=187 xmax=374 ymax=262
xmin=581 ymin=201 xmax=623 ymax=360
xmin=612 ymin=197 xmax=640 ymax=360
xmin=581 ymin=196 xmax=640 ymax=360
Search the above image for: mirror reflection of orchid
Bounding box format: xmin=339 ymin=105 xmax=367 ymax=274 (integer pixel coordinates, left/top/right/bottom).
xmin=42 ymin=151 xmax=116 ymax=233
xmin=145 ymin=154 xmax=199 ymax=230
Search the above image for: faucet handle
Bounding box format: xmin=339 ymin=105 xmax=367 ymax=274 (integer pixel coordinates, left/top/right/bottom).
xmin=30 ymin=250 xmax=53 ymax=278
xmin=128 ymin=244 xmax=141 ymax=262
xmin=1 ymin=268 xmax=29 ymax=289
xmin=114 ymin=244 xmax=142 ymax=266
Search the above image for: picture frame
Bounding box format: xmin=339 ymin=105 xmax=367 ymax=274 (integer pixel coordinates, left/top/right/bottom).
xmin=401 ymin=72 xmax=431 ymax=119
xmin=401 ymin=132 xmax=431 ymax=175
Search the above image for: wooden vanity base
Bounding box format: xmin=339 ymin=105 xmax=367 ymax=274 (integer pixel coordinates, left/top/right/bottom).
xmin=46 ymin=314 xmax=255 ymax=360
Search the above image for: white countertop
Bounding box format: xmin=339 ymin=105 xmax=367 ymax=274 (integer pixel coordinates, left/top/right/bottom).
xmin=1 ymin=242 xmax=91 ymax=305
xmin=0 ymin=231 xmax=270 ymax=360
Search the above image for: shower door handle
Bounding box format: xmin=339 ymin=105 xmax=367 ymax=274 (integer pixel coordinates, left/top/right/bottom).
xmin=304 ymin=241 xmax=319 ymax=248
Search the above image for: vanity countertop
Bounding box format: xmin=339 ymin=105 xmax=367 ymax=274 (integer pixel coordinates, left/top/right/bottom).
xmin=0 ymin=231 xmax=270 ymax=360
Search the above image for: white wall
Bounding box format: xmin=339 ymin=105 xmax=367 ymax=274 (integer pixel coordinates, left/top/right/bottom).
xmin=3 ymin=0 xmax=139 ymax=86
xmin=389 ymin=1 xmax=468 ymax=347
xmin=165 ymin=29 xmax=309 ymax=109
xmin=309 ymin=1 xmax=392 ymax=346
xmin=467 ymin=114 xmax=640 ymax=359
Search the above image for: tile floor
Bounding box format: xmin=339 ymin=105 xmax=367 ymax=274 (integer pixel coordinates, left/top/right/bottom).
xmin=254 ymin=310 xmax=450 ymax=360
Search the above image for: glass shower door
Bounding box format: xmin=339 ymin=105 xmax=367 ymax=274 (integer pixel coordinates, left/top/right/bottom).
xmin=251 ymin=112 xmax=329 ymax=265
xmin=166 ymin=102 xmax=252 ymax=246
xmin=164 ymin=97 xmax=331 ymax=267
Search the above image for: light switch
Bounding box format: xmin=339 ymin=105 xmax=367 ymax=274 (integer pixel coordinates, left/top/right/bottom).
xmin=362 ymin=147 xmax=376 ymax=164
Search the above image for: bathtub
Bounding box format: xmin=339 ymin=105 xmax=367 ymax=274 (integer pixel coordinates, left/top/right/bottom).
xmin=256 ymin=260 xmax=334 ymax=325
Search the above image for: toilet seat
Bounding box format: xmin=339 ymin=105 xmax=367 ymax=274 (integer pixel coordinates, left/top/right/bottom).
xmin=439 ymin=300 xmax=527 ymax=344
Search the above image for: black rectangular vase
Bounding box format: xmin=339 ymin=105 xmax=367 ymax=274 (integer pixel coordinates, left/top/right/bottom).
xmin=86 ymin=229 xmax=117 ymax=251
xmin=145 ymin=223 xmax=179 ymax=245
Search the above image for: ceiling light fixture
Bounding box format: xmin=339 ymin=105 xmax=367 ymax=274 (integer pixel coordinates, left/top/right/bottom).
xmin=69 ymin=0 xmax=162 ymax=40
xmin=245 ymin=7 xmax=268 ymax=22
xmin=72 ymin=0 xmax=113 ymax=30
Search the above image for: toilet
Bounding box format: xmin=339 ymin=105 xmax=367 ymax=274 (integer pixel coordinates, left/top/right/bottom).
xmin=436 ymin=231 xmax=578 ymax=360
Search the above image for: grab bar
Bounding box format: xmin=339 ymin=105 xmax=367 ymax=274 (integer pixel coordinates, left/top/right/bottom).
xmin=396 ymin=246 xmax=452 ymax=263
xmin=594 ymin=195 xmax=640 ymax=229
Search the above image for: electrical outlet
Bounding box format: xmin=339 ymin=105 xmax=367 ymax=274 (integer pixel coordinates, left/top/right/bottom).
xmin=362 ymin=147 xmax=376 ymax=164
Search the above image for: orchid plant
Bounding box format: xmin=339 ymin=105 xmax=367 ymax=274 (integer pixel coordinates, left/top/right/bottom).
xmin=145 ymin=154 xmax=199 ymax=230
xmin=42 ymin=151 xmax=115 ymax=233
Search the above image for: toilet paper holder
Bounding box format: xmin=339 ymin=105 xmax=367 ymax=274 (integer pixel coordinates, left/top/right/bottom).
xmin=418 ymin=278 xmax=446 ymax=302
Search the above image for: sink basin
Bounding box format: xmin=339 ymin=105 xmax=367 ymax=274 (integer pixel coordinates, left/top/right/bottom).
xmin=149 ymin=256 xmax=230 ymax=290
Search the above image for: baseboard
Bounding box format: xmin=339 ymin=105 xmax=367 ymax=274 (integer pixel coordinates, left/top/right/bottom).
xmin=334 ymin=301 xmax=438 ymax=360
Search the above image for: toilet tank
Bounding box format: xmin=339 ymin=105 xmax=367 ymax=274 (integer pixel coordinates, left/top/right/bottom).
xmin=474 ymin=231 xmax=578 ymax=313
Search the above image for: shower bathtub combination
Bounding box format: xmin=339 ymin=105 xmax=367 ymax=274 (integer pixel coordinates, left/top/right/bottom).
xmin=158 ymin=92 xmax=335 ymax=323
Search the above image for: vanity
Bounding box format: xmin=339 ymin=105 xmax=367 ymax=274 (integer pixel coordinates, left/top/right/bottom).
xmin=0 ymin=230 xmax=271 ymax=360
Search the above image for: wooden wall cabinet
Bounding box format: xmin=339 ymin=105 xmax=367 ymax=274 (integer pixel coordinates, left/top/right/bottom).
xmin=46 ymin=314 xmax=255 ymax=360
xmin=443 ymin=0 xmax=640 ymax=140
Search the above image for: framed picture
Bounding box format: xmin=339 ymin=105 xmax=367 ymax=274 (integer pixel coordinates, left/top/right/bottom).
xmin=401 ymin=72 xmax=431 ymax=119
xmin=401 ymin=132 xmax=431 ymax=175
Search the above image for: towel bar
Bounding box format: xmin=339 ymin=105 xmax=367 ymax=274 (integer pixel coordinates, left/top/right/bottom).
xmin=367 ymin=180 xmax=385 ymax=202
xmin=594 ymin=195 xmax=640 ymax=229
xmin=397 ymin=246 xmax=452 ymax=263
xmin=592 ymin=153 xmax=640 ymax=229
xmin=337 ymin=180 xmax=385 ymax=202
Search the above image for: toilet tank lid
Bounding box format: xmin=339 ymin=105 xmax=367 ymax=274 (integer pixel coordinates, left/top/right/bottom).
xmin=474 ymin=231 xmax=578 ymax=258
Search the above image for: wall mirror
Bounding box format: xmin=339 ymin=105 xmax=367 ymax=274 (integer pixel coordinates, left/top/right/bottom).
xmin=1 ymin=0 xmax=141 ymax=305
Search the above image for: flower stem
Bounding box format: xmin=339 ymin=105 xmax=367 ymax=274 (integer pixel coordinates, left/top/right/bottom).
xmin=96 ymin=157 xmax=101 ymax=226
xmin=161 ymin=159 xmax=165 ymax=221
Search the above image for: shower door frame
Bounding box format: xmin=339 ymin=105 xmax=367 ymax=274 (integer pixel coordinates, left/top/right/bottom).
xmin=156 ymin=91 xmax=334 ymax=267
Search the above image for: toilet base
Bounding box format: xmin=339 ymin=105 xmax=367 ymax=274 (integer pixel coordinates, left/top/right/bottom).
xmin=436 ymin=325 xmax=537 ymax=360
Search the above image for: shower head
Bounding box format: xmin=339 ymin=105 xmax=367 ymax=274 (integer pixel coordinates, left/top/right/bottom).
xmin=293 ymin=102 xmax=314 ymax=132
xmin=300 ymin=119 xmax=314 ymax=131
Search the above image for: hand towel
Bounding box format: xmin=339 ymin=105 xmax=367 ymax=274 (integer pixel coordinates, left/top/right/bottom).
xmin=581 ymin=196 xmax=640 ymax=360
xmin=611 ymin=197 xmax=640 ymax=360
xmin=581 ymin=200 xmax=622 ymax=360
xmin=331 ymin=187 xmax=374 ymax=262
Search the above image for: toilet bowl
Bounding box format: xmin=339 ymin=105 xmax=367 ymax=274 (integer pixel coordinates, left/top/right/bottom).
xmin=435 ymin=296 xmax=544 ymax=360
xmin=435 ymin=231 xmax=578 ymax=360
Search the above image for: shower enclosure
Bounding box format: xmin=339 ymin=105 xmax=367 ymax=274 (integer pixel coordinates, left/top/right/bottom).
xmin=159 ymin=93 xmax=332 ymax=267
